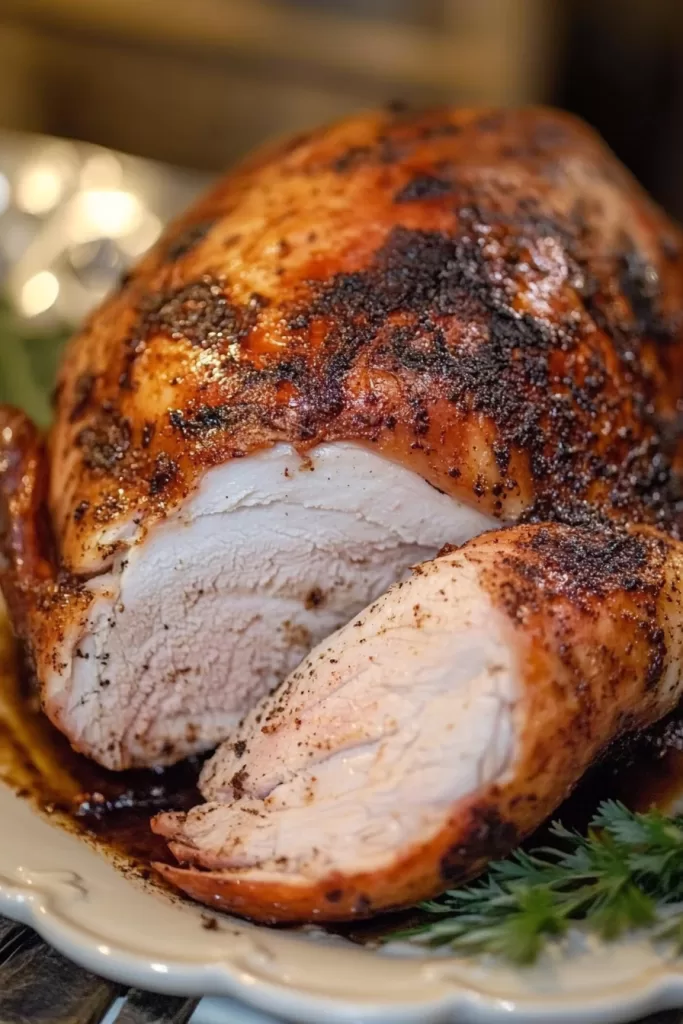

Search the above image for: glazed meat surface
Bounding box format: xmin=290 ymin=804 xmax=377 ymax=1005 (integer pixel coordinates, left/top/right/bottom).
xmin=2 ymin=106 xmax=683 ymax=771
xmin=51 ymin=106 xmax=683 ymax=547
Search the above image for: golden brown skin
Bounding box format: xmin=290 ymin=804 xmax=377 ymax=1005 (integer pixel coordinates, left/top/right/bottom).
xmin=3 ymin=106 xmax=679 ymax=706
xmin=154 ymin=522 xmax=683 ymax=923
xmin=0 ymin=407 xmax=90 ymax=686
xmin=49 ymin=105 xmax=683 ymax=577
xmin=0 ymin=408 xmax=53 ymax=599
xmin=3 ymin=108 xmax=683 ymax=914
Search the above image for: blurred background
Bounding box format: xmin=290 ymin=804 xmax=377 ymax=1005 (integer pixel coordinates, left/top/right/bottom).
xmin=0 ymin=0 xmax=681 ymax=417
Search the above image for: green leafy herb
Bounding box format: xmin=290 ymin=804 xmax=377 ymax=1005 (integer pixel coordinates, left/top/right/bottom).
xmin=390 ymin=801 xmax=683 ymax=964
xmin=0 ymin=297 xmax=71 ymax=426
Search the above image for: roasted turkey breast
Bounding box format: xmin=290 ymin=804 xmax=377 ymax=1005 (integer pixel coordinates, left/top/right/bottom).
xmin=153 ymin=523 xmax=683 ymax=922
xmin=2 ymin=106 xmax=683 ymax=771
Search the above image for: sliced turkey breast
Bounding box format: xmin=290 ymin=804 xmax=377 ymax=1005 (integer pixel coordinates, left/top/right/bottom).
xmin=3 ymin=106 xmax=683 ymax=768
xmin=0 ymin=409 xmax=491 ymax=767
xmin=153 ymin=523 xmax=683 ymax=922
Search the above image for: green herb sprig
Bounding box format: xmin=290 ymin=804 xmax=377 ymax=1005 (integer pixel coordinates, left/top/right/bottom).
xmin=390 ymin=801 xmax=683 ymax=964
xmin=0 ymin=297 xmax=71 ymax=426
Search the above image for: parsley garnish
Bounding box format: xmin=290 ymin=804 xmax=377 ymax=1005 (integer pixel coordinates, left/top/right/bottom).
xmin=390 ymin=801 xmax=683 ymax=963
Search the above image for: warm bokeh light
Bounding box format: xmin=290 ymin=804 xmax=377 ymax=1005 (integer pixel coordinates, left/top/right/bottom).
xmin=15 ymin=164 xmax=65 ymax=215
xmin=73 ymin=189 xmax=143 ymax=240
xmin=79 ymin=152 xmax=124 ymax=190
xmin=19 ymin=270 xmax=60 ymax=316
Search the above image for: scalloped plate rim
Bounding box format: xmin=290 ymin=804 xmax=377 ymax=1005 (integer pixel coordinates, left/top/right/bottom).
xmin=2 ymin=784 xmax=683 ymax=1023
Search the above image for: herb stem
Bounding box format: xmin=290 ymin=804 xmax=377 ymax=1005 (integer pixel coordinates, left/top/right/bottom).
xmin=388 ymin=801 xmax=683 ymax=964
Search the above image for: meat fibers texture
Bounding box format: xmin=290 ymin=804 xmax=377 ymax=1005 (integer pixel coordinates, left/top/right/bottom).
xmin=153 ymin=523 xmax=683 ymax=922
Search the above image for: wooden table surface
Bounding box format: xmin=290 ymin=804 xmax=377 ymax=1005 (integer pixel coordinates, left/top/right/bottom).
xmin=1 ymin=913 xmax=682 ymax=1024
xmin=0 ymin=916 xmax=198 ymax=1024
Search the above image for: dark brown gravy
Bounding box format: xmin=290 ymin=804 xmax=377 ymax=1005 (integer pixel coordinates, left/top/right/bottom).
xmin=2 ymin=608 xmax=683 ymax=945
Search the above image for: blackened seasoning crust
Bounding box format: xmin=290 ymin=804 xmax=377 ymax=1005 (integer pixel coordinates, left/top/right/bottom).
xmin=394 ymin=174 xmax=453 ymax=203
xmin=289 ymin=221 xmax=682 ymax=531
xmin=137 ymin=279 xmax=244 ymax=350
xmin=49 ymin=107 xmax=683 ymax=568
xmin=169 ymin=404 xmax=252 ymax=437
xmin=521 ymin=527 xmax=665 ymax=605
xmin=76 ymin=410 xmax=131 ymax=472
xmin=148 ymin=453 xmax=178 ymax=496
xmin=482 ymin=523 xmax=671 ymax=699
xmin=619 ymin=246 xmax=672 ymax=342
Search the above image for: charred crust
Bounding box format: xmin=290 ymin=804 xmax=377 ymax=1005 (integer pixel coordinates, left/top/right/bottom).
xmin=169 ymin=404 xmax=246 ymax=437
xmin=329 ymin=111 xmax=461 ymax=175
xmin=56 ymin=108 xmax=683 ymax=544
xmin=394 ymin=173 xmax=452 ymax=204
xmin=149 ymin=453 xmax=178 ymax=496
xmin=492 ymin=526 xmax=669 ymax=620
xmin=118 ymin=334 xmax=146 ymax=391
xmin=486 ymin=524 xmax=670 ymax=707
xmin=131 ymin=277 xmax=270 ymax=360
xmin=619 ymin=246 xmax=677 ymax=343
xmin=286 ymin=219 xmax=683 ymax=531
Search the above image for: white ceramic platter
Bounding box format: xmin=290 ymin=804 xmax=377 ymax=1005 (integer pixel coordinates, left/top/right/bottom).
xmin=2 ymin=783 xmax=683 ymax=1023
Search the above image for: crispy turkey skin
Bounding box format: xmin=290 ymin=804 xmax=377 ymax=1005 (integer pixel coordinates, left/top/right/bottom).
xmin=2 ymin=105 xmax=683 ymax=779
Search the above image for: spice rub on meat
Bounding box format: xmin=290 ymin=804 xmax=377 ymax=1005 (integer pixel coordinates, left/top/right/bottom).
xmin=1 ymin=106 xmax=683 ymax=782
